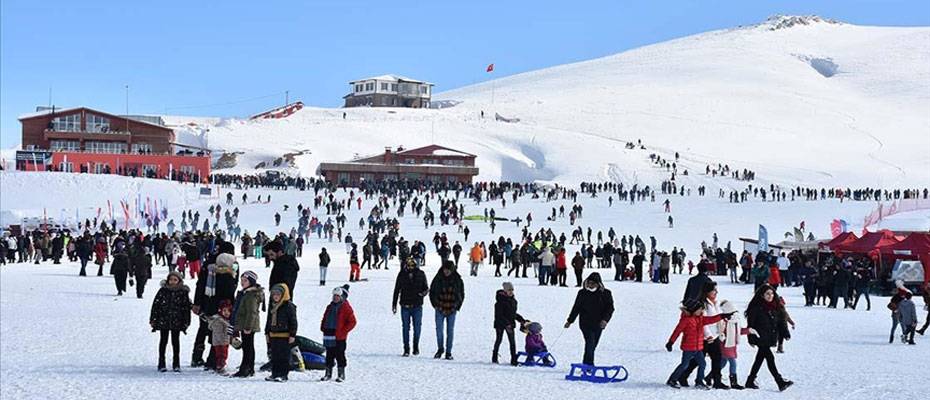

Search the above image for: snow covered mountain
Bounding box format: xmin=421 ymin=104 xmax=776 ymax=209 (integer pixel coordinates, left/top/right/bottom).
xmin=179 ymin=15 xmax=930 ymax=188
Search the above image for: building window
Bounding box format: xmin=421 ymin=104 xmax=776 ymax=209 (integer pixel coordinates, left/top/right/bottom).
xmin=420 ymin=86 xmax=428 ymax=95
xmin=390 ymin=84 xmax=397 ymax=92
xmin=365 ymin=82 xmax=374 ymax=91
xmin=337 ymin=172 xmax=350 ymax=183
xmin=361 ymin=173 xmax=375 ymax=182
xmin=405 ymin=158 xmax=416 ymax=164
xmin=443 ymin=159 xmax=465 ymax=166
xmin=51 ymin=114 xmax=81 ymax=132
xmin=94 ymin=163 xmax=109 ymax=173
xmin=50 ymin=140 xmax=81 ymax=151
xmin=86 ymin=114 xmax=111 ymax=133
xmin=355 ymin=84 xmax=362 ymax=93
xmin=58 ymin=162 xmax=74 ymax=172
xmin=85 ymin=141 xmax=127 ymax=154
xmin=380 ymin=83 xmax=388 ymax=90
xmin=131 ymin=143 xmax=153 ymax=154
xmin=179 ymin=165 xmax=195 ymax=175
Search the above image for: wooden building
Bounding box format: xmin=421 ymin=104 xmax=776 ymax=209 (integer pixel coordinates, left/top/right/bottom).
xmin=318 ymin=144 xmax=478 ymax=186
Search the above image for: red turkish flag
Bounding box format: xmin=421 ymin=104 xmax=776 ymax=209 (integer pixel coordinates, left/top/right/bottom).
xmin=486 ymin=63 xmax=494 ymax=72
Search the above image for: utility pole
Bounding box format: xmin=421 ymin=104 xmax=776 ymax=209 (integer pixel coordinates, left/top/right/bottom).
xmin=125 ymin=85 xmax=130 ymax=132
xmin=285 ymin=90 xmax=289 ymax=107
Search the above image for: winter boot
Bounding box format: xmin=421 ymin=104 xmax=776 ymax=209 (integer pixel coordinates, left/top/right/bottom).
xmin=320 ymin=367 xmax=333 ymax=381
xmin=444 ymin=352 xmax=454 ymax=360
xmin=677 ymin=377 xmax=690 ymax=387
xmin=190 ymin=357 xmax=205 ymax=368
xmin=433 ymin=349 xmax=444 ymax=359
xmin=729 ymin=374 xmax=744 ymax=390
xmin=403 ymin=346 xmax=410 ymax=357
xmin=744 ymin=376 xmax=759 ymax=390
xmin=666 ymin=379 xmax=681 ymax=389
xmin=335 ymin=367 xmax=345 ymax=383
xmin=491 ymin=352 xmax=499 ymax=364
xmin=777 ymin=379 xmax=794 ymax=392
xmin=918 ymin=328 xmax=926 ymax=336
xmin=412 ymin=343 xmax=419 ymax=356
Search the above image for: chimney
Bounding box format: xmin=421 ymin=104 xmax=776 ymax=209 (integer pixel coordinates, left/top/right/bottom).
xmin=384 ymin=146 xmax=392 ymax=164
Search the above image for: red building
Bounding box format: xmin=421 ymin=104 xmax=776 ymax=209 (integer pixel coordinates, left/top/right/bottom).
xmin=317 ymin=144 xmax=479 ymax=186
xmin=16 ymin=106 xmax=210 ymax=182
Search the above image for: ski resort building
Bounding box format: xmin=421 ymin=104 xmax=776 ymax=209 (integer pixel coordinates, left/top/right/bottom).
xmin=15 ymin=106 xmax=210 ymax=182
xmin=343 ymin=75 xmax=433 ymax=108
xmin=317 ymin=145 xmax=478 ymax=186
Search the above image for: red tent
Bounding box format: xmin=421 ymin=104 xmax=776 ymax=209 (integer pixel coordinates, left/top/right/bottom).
xmin=819 ymin=231 xmax=858 ymax=251
xmin=879 ymin=232 xmax=930 ymax=284
xmin=833 ymin=230 xmax=899 ymax=254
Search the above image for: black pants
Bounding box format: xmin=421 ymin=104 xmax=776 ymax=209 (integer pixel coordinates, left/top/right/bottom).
xmin=574 ymin=268 xmax=584 ymax=287
xmin=113 ymin=271 xmax=127 ymax=294
xmin=581 ymin=327 xmax=603 ymax=365
xmin=635 ymin=266 xmax=643 ymax=282
xmin=803 ymin=283 xmax=816 ymax=305
xmin=493 ymin=327 xmax=516 ymax=363
xmin=158 ymin=329 xmax=181 ymax=369
xmin=748 ymin=345 xmax=783 ymax=384
xmin=508 ymin=264 xmax=520 ymax=277
xmin=853 ymin=288 xmax=870 ymax=310
xmin=237 ymin=332 xmax=255 ymax=374
xmin=192 ymin=318 xmax=215 ymax=366
xmin=683 ymin=339 xmax=723 ymax=385
xmin=135 ymin=278 xmax=148 ymax=298
xmin=920 ymin=311 xmax=930 ymax=333
xmin=325 ymin=340 xmax=347 ymax=368
xmin=556 ymin=269 xmax=567 ymax=286
xmin=79 ymin=257 xmax=89 ymax=276
xmin=660 ymin=268 xmax=669 ymax=283
xmin=269 ymin=338 xmax=291 ymax=378
xmin=494 ymin=263 xmax=502 ymax=277
xmin=614 ymin=265 xmax=623 ymax=281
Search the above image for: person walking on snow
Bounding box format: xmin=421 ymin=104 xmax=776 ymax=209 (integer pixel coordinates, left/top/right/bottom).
xmin=320 ymin=286 xmax=357 ymax=382
xmin=430 ymin=260 xmax=465 ymax=360
xmin=564 ymin=272 xmax=614 ymax=365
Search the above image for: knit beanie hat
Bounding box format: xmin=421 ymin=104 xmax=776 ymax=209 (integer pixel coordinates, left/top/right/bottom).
xmin=216 ymin=253 xmax=236 ymax=268
xmin=241 ymin=270 xmax=258 ymax=287
xmin=682 ymin=298 xmax=704 ymax=314
xmin=502 ymin=282 xmax=514 ymax=291
xmin=528 ymin=321 xmax=542 ymax=334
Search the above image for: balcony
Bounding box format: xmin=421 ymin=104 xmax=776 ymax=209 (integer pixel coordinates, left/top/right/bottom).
xmin=44 ymin=129 xmax=131 ymax=143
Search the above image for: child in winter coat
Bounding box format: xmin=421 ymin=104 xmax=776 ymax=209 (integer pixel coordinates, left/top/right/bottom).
xmin=524 ymin=322 xmax=553 ymax=366
xmin=149 ymin=271 xmax=192 ymax=372
xmin=320 ymin=285 xmax=357 ymax=382
xmin=718 ymin=300 xmax=755 ymax=389
xmin=266 ymin=283 xmax=298 ymax=382
xmin=898 ymin=292 xmax=918 ymax=345
xmin=666 ymin=299 xmax=728 ymax=390
xmin=201 ymin=300 xmax=233 ymax=374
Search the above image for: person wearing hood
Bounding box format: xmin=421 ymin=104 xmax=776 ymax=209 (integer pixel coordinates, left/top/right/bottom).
xmin=149 ymin=271 xmax=192 ymax=372
xmin=430 ymin=260 xmax=465 ymax=360
xmin=683 ymin=261 xmax=713 ymax=303
xmin=191 ymin=249 xmax=238 ymax=369
xmin=110 ymin=249 xmax=130 ymax=296
xmin=717 ymin=299 xmax=753 ymax=390
xmin=265 ymin=241 xmax=300 ymax=296
xmin=231 ymin=270 xmax=264 ymax=378
xmin=129 ymin=244 xmax=153 ymax=299
xmin=492 ymin=282 xmax=525 ymax=365
xmin=392 ymin=258 xmax=429 ymax=357
xmin=265 ymin=283 xmax=298 ymax=382
xmin=564 ymin=272 xmax=614 ymax=365
xmin=744 ymin=284 xmax=793 ymax=391
xmin=320 ymin=286 xmax=357 ymax=382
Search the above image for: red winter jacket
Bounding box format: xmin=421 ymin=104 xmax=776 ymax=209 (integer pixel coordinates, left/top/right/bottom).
xmin=668 ymin=311 xmax=723 ymax=352
xmin=556 ymin=252 xmax=567 ymax=270
xmin=320 ymin=300 xmax=357 ymax=340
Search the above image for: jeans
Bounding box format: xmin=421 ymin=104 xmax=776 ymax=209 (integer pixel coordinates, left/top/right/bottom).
xmin=670 ymin=351 xmax=706 ymax=382
xmin=435 ymin=310 xmax=457 ymax=353
xmin=890 ymin=314 xmax=900 ymax=342
xmin=401 ymin=306 xmax=423 ymax=350
xmin=470 ymin=262 xmax=480 ymax=276
xmin=853 ymin=288 xmax=870 ymax=310
xmin=538 ymin=265 xmax=551 ymax=285
xmin=581 ymin=327 xmax=602 ymax=365
xmin=729 ymin=268 xmax=738 ymax=283
xmin=720 ymin=357 xmax=737 ymax=375
xmin=320 ymin=266 xmax=328 ymax=284
xmin=493 ymin=327 xmax=516 ymax=363
xmin=683 ymin=338 xmax=722 ymax=385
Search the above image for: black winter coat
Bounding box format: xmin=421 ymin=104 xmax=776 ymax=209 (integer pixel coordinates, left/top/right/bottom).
xmin=682 ymin=273 xmax=713 ymax=302
xmin=393 ymin=268 xmax=429 ymax=308
xmin=429 ymin=270 xmax=465 ymax=314
xmin=130 ymin=252 xmax=153 ymax=280
xmin=567 ymin=288 xmax=614 ymax=330
xmin=493 ymin=290 xmax=525 ymax=329
xmin=270 ymin=255 xmax=300 ymax=294
xmin=110 ymin=253 xmax=130 ymax=275
xmin=266 ymin=301 xmax=298 ymax=337
xmin=193 ymin=268 xmax=237 ymax=315
xmin=149 ymin=282 xmax=192 ymax=331
xmin=746 ymin=303 xmax=781 ymax=348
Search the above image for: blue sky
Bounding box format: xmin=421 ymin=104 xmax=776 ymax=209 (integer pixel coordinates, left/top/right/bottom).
xmin=1 ymin=0 xmax=928 ymax=147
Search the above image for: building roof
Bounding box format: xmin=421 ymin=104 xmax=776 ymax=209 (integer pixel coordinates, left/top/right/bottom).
xmin=395 ymin=144 xmax=476 ymax=157
xmin=349 ymin=74 xmax=434 ymax=86
xmin=18 ymin=106 xmax=173 ymax=132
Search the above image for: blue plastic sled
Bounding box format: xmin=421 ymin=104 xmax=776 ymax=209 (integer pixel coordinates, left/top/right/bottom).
xmin=565 ymin=363 xmax=629 ymax=383
xmin=301 ymin=352 xmax=326 ymax=370
xmin=515 ymin=351 xmax=557 ymax=368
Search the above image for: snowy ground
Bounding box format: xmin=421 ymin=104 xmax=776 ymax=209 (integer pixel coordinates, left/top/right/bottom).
xmin=2 ymin=172 xmax=928 ymax=399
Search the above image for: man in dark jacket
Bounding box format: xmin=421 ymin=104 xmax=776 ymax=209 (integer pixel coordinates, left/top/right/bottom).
xmin=191 ymin=244 xmax=238 ymax=369
xmin=571 ymin=252 xmax=586 ymax=287
xmin=493 ymin=282 xmax=525 ymax=365
xmin=110 ymin=250 xmax=130 ymax=296
xmin=632 ymin=252 xmax=645 ymax=282
xmin=129 ymin=243 xmax=153 ymax=299
xmin=430 ymin=260 xmax=464 ymax=360
xmin=565 ymin=272 xmax=614 ymax=365
xmin=682 ymin=261 xmax=713 ymax=303
xmin=392 ymin=258 xmax=429 ymax=356
xmin=266 ymin=241 xmax=300 ymax=296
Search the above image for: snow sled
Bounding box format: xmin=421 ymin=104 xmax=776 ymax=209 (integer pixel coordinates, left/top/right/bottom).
xmin=301 ymin=352 xmax=326 ymax=371
xmin=564 ymin=363 xmax=629 ymax=383
xmin=515 ymin=351 xmax=557 ymax=368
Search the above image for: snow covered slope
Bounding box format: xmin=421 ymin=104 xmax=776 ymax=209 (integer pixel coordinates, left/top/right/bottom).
xmin=179 ymin=15 xmax=930 ymax=188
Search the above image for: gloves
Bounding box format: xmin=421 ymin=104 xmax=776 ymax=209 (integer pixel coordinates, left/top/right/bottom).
xmin=665 ymin=342 xmax=673 ymax=352
xmin=721 ymin=312 xmax=734 ymax=320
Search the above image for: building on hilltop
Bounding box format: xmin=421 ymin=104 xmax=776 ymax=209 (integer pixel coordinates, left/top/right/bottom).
xmin=16 ymin=106 xmax=210 ymax=182
xmin=318 ymin=144 xmax=478 ymax=186
xmin=343 ymin=75 xmax=433 ymax=108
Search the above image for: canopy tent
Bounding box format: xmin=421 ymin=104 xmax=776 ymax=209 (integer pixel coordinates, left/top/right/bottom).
xmin=879 ymin=232 xmax=930 ymax=284
xmin=818 ymin=232 xmax=858 ymax=251
xmin=832 ymin=230 xmax=899 ymax=254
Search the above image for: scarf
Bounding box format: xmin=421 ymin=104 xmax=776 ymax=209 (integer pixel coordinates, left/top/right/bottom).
xmin=322 ymin=301 xmax=343 ymax=347
xmin=269 ymin=284 xmax=291 ymax=327
xmin=723 ymin=317 xmax=740 ymax=348
xmin=205 ymin=264 xmax=217 ymax=297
